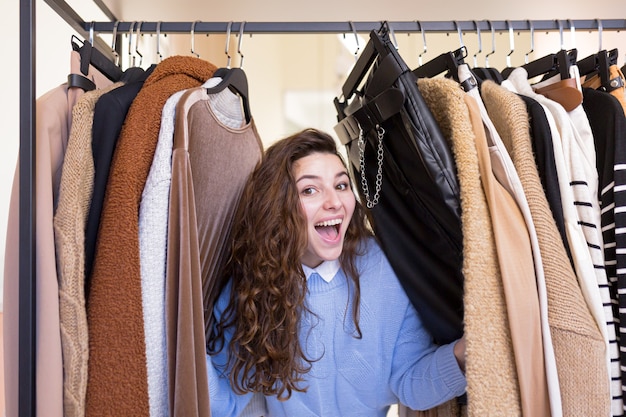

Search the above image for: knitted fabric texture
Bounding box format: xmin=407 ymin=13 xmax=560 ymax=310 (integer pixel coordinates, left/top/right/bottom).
xmin=53 ymin=82 xmax=122 ymax=417
xmin=481 ymin=80 xmax=610 ymax=416
xmin=418 ymin=77 xmax=521 ymax=417
xmin=86 ymin=56 xmax=216 ymax=417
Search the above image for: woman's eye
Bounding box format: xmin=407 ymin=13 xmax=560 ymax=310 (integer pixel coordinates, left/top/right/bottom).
xmin=336 ymin=182 xmax=349 ymax=191
xmin=302 ymin=187 xmax=316 ymax=195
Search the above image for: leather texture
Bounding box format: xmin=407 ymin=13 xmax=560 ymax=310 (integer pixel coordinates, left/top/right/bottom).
xmin=334 ymin=27 xmax=464 ymax=344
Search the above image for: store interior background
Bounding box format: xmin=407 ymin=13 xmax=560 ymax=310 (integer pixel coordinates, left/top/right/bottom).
xmin=2 ymin=0 xmax=625 ymax=414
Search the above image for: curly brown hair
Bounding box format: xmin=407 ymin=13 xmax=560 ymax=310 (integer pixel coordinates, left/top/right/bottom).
xmin=209 ymin=128 xmax=372 ymax=400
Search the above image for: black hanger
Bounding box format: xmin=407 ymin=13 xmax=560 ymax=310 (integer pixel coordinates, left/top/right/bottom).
xmin=205 ymin=67 xmax=252 ymax=123
xmin=412 ymin=46 xmax=467 ymax=82
xmin=70 ymin=35 xmax=123 ymax=86
xmin=487 ymin=67 xmax=504 ymax=84
xmin=512 ymin=48 xmax=576 ymax=81
xmin=334 ymin=21 xmax=398 ymax=110
xmin=473 ymin=67 xmax=493 ymax=82
xmin=334 ymin=22 xmax=407 ymax=143
xmin=601 ymin=48 xmax=621 ymax=91
xmin=578 ymin=48 xmax=619 ymax=91
xmin=339 ymin=32 xmax=382 ymax=101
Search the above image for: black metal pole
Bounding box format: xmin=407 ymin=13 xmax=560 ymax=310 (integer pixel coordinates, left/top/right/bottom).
xmin=19 ymin=0 xmax=36 ymax=415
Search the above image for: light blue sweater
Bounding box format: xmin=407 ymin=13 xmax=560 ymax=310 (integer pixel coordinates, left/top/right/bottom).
xmin=207 ymin=238 xmax=466 ymax=416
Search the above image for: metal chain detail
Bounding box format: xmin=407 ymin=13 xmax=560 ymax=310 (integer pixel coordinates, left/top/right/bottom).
xmin=357 ymin=123 xmax=385 ymax=209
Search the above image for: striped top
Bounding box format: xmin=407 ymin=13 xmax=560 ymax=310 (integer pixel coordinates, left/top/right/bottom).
xmin=582 ymin=86 xmax=626 ymax=414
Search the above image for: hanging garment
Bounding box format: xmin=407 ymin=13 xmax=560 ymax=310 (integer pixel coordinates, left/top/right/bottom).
xmin=84 ymin=65 xmax=154 ymax=292
xmin=459 ymin=66 xmax=552 ymax=417
xmin=334 ymin=26 xmax=464 ymax=345
xmin=508 ymin=67 xmax=619 ymax=416
xmin=166 ymin=83 xmax=262 ymax=416
xmin=582 ymin=64 xmax=626 ymax=113
xmin=3 ymin=50 xmax=113 ymax=417
xmin=418 ymin=76 xmax=521 ymax=417
xmin=85 ymin=56 xmax=216 ymax=417
xmin=534 ymin=67 xmax=624 ymax=417
xmin=482 ymin=80 xmax=610 ymax=416
xmin=582 ymin=87 xmax=626 ymax=411
xmin=139 ymin=87 xmax=187 ymax=417
xmin=53 ymin=81 xmax=123 ymax=417
xmin=512 ymin=92 xmax=572 ymax=263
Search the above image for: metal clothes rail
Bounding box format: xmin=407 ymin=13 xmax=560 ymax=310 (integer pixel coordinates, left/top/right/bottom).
xmin=87 ymin=18 xmax=626 ymax=34
xmin=18 ymin=0 xmax=626 ymax=416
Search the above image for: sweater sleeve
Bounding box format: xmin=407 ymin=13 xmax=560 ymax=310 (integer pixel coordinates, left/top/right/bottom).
xmin=206 ymin=281 xmax=255 ymax=416
xmin=389 ymin=302 xmax=467 ymax=410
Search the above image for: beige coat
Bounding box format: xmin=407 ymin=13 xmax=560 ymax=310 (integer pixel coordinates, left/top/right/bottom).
xmin=3 ymin=51 xmax=112 ymax=417
xmin=406 ymin=77 xmax=522 ymax=417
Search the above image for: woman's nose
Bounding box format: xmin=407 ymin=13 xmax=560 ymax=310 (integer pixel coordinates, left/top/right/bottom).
xmin=323 ymin=190 xmax=341 ymax=209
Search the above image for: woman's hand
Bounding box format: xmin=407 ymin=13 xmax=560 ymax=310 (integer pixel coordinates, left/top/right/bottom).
xmin=453 ymin=335 xmax=466 ymax=374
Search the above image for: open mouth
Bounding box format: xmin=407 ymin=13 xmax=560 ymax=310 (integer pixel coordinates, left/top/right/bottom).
xmin=314 ymin=218 xmax=342 ymax=240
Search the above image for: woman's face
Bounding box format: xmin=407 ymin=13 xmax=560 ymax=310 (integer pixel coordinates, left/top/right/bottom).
xmin=294 ymin=152 xmax=356 ymax=268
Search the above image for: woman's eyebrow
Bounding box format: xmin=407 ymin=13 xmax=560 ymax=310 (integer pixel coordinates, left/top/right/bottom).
xmin=296 ymin=171 xmax=348 ymax=183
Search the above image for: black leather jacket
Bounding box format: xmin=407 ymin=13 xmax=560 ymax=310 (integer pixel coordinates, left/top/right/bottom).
xmin=334 ymin=27 xmax=464 ymax=344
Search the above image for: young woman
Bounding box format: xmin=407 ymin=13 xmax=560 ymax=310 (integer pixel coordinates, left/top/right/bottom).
xmin=207 ymin=128 xmax=466 ymax=416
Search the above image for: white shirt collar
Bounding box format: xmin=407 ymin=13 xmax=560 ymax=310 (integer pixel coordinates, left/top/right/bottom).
xmin=302 ymin=259 xmax=340 ymax=283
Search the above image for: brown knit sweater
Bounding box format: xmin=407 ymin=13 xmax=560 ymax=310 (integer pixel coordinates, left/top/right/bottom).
xmin=86 ymin=56 xmax=216 ymax=416
xmin=481 ymin=80 xmax=610 ymax=417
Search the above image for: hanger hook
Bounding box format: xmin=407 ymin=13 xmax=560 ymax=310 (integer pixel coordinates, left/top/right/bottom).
xmin=454 ymin=20 xmax=464 ymax=49
xmin=225 ymin=21 xmax=233 ymax=68
xmin=128 ymin=21 xmax=136 ymax=67
xmin=135 ymin=21 xmax=143 ymax=67
xmin=191 ymin=20 xmax=201 ymax=58
xmin=506 ymin=20 xmax=515 ymax=67
xmin=597 ymin=18 xmax=603 ymax=51
xmin=349 ymin=21 xmax=360 ymax=61
xmin=387 ymin=22 xmax=398 ymax=50
xmin=485 ymin=20 xmax=496 ymax=68
xmin=416 ymin=20 xmax=427 ymax=66
xmin=89 ymin=21 xmax=95 ymax=45
xmin=567 ymin=19 xmax=576 ymax=50
xmin=111 ymin=20 xmax=120 ymax=66
xmin=472 ymin=20 xmax=482 ymax=67
xmin=556 ymin=19 xmax=564 ymax=50
xmin=156 ymin=21 xmax=163 ymax=62
xmin=525 ymin=20 xmax=534 ymax=64
xmin=237 ymin=21 xmax=246 ymax=68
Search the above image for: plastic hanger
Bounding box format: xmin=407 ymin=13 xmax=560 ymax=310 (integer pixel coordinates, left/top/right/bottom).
xmin=578 ymin=20 xmax=620 ymax=91
xmin=412 ymin=21 xmax=466 ymax=82
xmin=338 ymin=23 xmax=383 ymax=101
xmin=206 ymin=22 xmax=252 ymax=123
xmin=412 ymin=47 xmax=466 ymax=80
xmin=521 ymin=20 xmax=576 ymax=81
xmin=520 ymin=49 xmax=576 ymax=80
xmin=68 ymin=21 xmax=122 ymax=90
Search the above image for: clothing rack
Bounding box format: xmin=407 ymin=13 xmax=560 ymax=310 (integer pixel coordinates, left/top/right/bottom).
xmin=17 ymin=0 xmax=626 ymax=415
